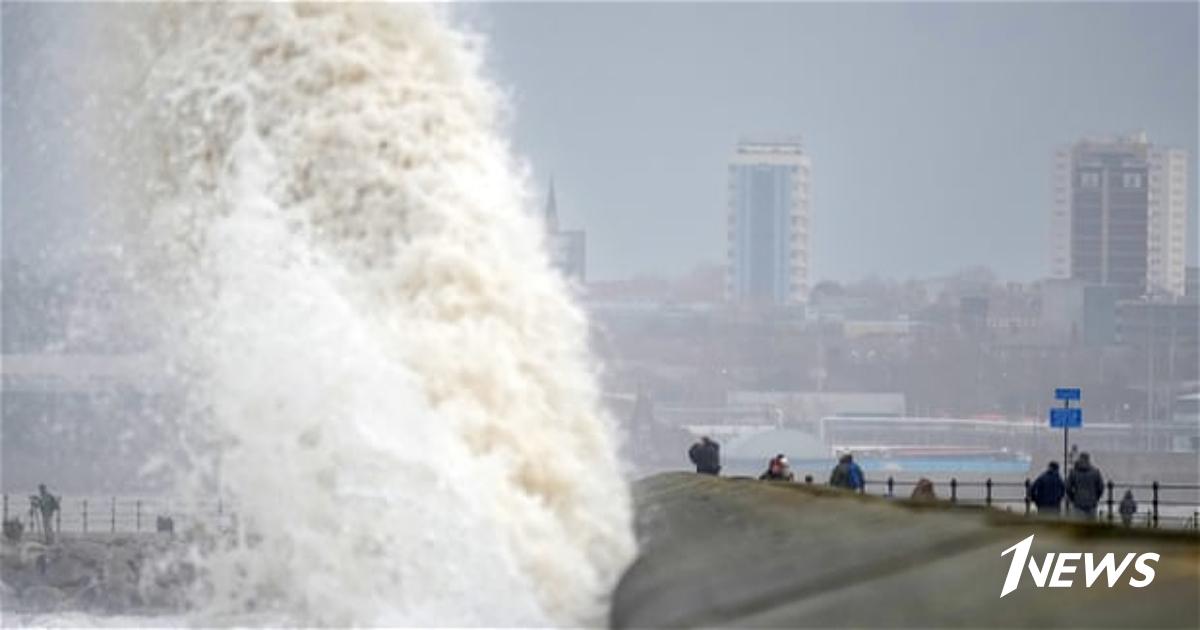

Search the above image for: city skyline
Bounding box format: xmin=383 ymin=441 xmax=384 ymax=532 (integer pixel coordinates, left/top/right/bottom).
xmin=480 ymin=2 xmax=1198 ymax=282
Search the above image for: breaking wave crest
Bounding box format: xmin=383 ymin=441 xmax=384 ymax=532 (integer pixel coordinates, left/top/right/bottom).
xmin=97 ymin=2 xmax=633 ymax=625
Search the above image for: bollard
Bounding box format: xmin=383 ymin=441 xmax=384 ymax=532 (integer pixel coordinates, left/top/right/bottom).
xmin=887 ymin=476 xmax=894 ymax=498
xmin=83 ymin=499 xmax=89 ymax=533
xmin=136 ymin=501 xmax=142 ymax=532
xmin=985 ymin=478 xmax=993 ymax=507
xmin=111 ymin=497 xmax=116 ymax=533
xmin=950 ymin=478 xmax=958 ymax=503
xmin=56 ymin=509 xmax=60 ymax=533
xmin=1106 ymin=481 xmax=1114 ymax=523
xmin=1151 ymin=481 xmax=1159 ymax=528
xmin=1023 ymin=479 xmax=1031 ymax=515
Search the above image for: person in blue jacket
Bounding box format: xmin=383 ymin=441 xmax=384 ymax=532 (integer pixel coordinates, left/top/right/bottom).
xmin=829 ymin=453 xmax=864 ymax=491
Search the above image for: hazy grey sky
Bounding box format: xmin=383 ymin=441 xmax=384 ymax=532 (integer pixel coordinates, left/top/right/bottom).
xmin=476 ymin=2 xmax=1198 ymax=282
xmin=3 ymin=2 xmax=1197 ymax=284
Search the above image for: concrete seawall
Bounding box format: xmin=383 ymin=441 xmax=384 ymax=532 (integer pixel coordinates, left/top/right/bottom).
xmin=612 ymin=473 xmax=1200 ymax=628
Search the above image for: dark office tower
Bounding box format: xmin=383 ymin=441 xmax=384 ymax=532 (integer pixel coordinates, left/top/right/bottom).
xmin=1051 ymin=132 xmax=1189 ymax=299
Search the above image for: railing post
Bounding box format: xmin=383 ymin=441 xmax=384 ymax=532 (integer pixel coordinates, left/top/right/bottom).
xmin=887 ymin=476 xmax=894 ymax=498
xmin=111 ymin=497 xmax=116 ymax=533
xmin=950 ymin=478 xmax=958 ymax=503
xmin=136 ymin=501 xmax=142 ymax=532
xmin=83 ymin=499 xmax=88 ymax=534
xmin=2 ymin=494 xmax=7 ymax=523
xmin=56 ymin=509 xmax=60 ymax=533
xmin=985 ymin=478 xmax=993 ymax=507
xmin=1023 ymin=479 xmax=1031 ymax=515
xmin=1151 ymin=481 xmax=1159 ymax=528
xmin=1106 ymin=481 xmax=1114 ymax=523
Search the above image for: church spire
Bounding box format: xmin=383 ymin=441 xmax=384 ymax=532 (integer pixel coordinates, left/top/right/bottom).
xmin=544 ymin=177 xmax=558 ymax=233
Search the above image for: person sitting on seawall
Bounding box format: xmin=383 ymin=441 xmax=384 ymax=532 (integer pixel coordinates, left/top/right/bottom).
xmin=1065 ymin=451 xmax=1105 ymax=520
xmin=688 ymin=436 xmax=721 ymax=475
xmin=910 ymin=478 xmax=937 ymax=502
xmin=828 ymin=453 xmax=865 ymax=491
xmin=759 ymin=454 xmax=795 ymax=481
xmin=1119 ymin=490 xmax=1138 ymax=527
xmin=1028 ymin=461 xmax=1066 ymax=515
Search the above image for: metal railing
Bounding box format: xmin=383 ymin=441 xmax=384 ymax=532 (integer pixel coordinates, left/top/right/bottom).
xmin=2 ymin=493 xmax=230 ymax=536
xmin=848 ymin=476 xmax=1200 ymax=530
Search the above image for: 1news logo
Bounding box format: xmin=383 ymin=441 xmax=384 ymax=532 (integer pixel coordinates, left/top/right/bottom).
xmin=1000 ymin=534 xmax=1159 ymax=598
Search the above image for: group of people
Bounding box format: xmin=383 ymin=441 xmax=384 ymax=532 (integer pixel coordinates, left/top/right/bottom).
xmin=690 ymin=438 xmax=1141 ymax=524
xmin=1028 ymin=451 xmax=1139 ymax=524
xmin=688 ymin=437 xmax=866 ymax=490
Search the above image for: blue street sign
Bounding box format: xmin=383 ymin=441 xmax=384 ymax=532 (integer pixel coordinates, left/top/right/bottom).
xmin=1055 ymin=388 xmax=1081 ymax=401
xmin=1049 ymin=408 xmax=1082 ymax=428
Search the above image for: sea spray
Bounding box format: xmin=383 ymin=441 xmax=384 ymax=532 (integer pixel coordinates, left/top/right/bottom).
xmin=93 ymin=2 xmax=634 ymax=625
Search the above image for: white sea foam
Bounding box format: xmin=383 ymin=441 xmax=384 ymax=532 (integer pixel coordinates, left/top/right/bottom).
xmin=87 ymin=2 xmax=634 ymax=625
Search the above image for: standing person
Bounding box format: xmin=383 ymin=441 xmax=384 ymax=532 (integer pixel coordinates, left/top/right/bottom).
xmin=759 ymin=454 xmax=795 ymax=481
xmin=829 ymin=453 xmax=865 ymax=491
xmin=35 ymin=484 xmax=59 ymax=544
xmin=1119 ymin=490 xmax=1138 ymax=527
xmin=1028 ymin=461 xmax=1066 ymax=515
xmin=687 ymin=436 xmax=721 ymax=475
xmin=1065 ymin=452 xmax=1105 ymax=520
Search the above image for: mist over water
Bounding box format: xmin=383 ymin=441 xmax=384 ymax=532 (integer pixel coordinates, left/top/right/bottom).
xmin=87 ymin=2 xmax=634 ymax=625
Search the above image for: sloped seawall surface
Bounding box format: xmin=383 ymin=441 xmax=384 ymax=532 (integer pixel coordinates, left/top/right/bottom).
xmin=612 ymin=472 xmax=1200 ymax=628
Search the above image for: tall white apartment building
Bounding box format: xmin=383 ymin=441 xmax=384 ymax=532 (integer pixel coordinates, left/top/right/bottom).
xmin=1148 ymin=147 xmax=1189 ymax=297
xmin=726 ymin=138 xmax=811 ymax=305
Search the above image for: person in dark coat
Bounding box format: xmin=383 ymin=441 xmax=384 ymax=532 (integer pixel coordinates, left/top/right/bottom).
xmin=828 ymin=453 xmax=864 ymax=491
xmin=33 ymin=484 xmax=59 ymax=544
xmin=759 ymin=454 xmax=795 ymax=481
xmin=688 ymin=436 xmax=721 ymax=475
xmin=1118 ymin=490 xmax=1138 ymax=527
xmin=1065 ymin=452 xmax=1105 ymax=520
xmin=1028 ymin=461 xmax=1066 ymax=515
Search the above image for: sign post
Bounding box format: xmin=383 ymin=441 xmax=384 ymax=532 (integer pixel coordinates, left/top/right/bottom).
xmin=1051 ymin=388 xmax=1082 ymax=492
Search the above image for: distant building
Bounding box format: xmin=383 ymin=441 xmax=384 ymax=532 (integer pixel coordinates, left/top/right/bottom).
xmin=1115 ymin=299 xmax=1200 ymax=417
xmin=1186 ymin=266 xmax=1199 ymax=299
xmin=1082 ymin=285 xmax=1122 ymax=346
xmin=1050 ymin=133 xmax=1189 ymax=298
xmin=543 ymin=180 xmax=586 ymax=282
xmin=958 ymin=296 xmax=989 ymax=337
xmin=726 ymin=138 xmax=811 ymax=305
